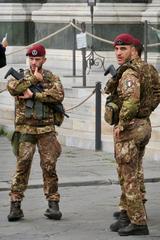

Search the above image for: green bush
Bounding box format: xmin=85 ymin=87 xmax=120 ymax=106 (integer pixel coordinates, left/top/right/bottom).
xmin=0 ymin=127 xmax=13 ymax=140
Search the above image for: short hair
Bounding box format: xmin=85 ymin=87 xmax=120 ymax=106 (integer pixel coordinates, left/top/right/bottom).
xmin=134 ymin=44 xmax=144 ymax=57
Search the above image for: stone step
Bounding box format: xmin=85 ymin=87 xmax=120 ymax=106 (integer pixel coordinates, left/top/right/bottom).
xmin=0 ymin=118 xmax=14 ymax=132
xmin=57 ymin=127 xmax=113 ymax=151
xmin=64 ymin=87 xmax=96 ymax=99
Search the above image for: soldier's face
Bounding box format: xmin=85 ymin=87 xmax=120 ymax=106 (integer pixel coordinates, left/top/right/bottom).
xmin=29 ymin=56 xmax=46 ymax=72
xmin=114 ymin=45 xmax=133 ymax=65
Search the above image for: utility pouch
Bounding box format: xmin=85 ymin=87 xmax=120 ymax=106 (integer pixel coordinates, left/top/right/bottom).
xmin=54 ymin=112 xmax=64 ymax=127
xmin=104 ymin=102 xmax=119 ymax=125
xmin=25 ymin=99 xmax=34 ymax=109
xmin=11 ymin=131 xmax=21 ymax=156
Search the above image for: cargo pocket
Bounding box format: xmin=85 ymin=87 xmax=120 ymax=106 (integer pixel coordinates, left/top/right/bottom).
xmin=11 ymin=131 xmax=21 ymax=156
xmin=53 ymin=137 xmax=62 ymax=159
xmin=115 ymin=140 xmax=138 ymax=165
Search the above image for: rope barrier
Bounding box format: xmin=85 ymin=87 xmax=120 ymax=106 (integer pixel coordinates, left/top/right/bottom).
xmin=0 ymin=88 xmax=7 ymax=94
xmin=65 ymin=88 xmax=96 ymax=112
xmin=6 ymin=22 xmax=72 ymax=56
xmin=147 ymin=43 xmax=160 ymax=48
xmin=71 ymin=22 xmax=113 ymax=45
xmin=100 ymin=89 xmax=107 ymax=98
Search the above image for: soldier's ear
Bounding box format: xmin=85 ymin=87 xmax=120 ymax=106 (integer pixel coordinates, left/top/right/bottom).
xmin=131 ymin=46 xmax=137 ymax=58
xmin=43 ymin=57 xmax=47 ymax=63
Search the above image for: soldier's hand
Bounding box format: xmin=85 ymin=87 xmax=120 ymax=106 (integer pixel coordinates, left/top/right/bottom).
xmin=18 ymin=88 xmax=33 ymax=99
xmin=34 ymin=67 xmax=43 ymax=81
xmin=2 ymin=39 xmax=8 ymax=48
xmin=114 ymin=127 xmax=121 ymax=139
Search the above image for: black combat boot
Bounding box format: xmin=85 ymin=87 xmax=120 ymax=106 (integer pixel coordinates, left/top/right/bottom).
xmin=113 ymin=199 xmax=147 ymax=220
xmin=118 ymin=223 xmax=149 ymax=236
xmin=44 ymin=201 xmax=62 ymax=220
xmin=113 ymin=211 xmax=121 ymax=219
xmin=8 ymin=201 xmax=24 ymax=222
xmin=110 ymin=210 xmax=130 ymax=232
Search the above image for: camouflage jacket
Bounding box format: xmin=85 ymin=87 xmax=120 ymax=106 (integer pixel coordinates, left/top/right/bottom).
xmin=105 ymin=57 xmax=160 ymax=130
xmin=7 ymin=68 xmax=64 ymax=134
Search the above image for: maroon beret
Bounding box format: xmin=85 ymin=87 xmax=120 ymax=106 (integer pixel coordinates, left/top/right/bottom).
xmin=133 ymin=38 xmax=142 ymax=46
xmin=26 ymin=44 xmax=46 ymax=57
xmin=113 ymin=33 xmax=140 ymax=46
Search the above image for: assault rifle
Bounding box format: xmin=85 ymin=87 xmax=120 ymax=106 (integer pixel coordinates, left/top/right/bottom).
xmin=5 ymin=67 xmax=69 ymax=118
xmin=104 ymin=64 xmax=117 ymax=78
xmin=104 ymin=61 xmax=133 ymax=80
xmin=104 ymin=65 xmax=118 ymax=104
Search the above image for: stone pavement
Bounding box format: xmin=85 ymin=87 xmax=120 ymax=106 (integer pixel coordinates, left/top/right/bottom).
xmin=1 ymin=184 xmax=160 ymax=240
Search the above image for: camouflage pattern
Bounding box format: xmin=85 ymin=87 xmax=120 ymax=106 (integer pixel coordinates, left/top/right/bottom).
xmin=119 ymin=150 xmax=146 ymax=211
xmin=10 ymin=131 xmax=61 ymax=202
xmin=114 ymin=118 xmax=151 ymax=224
xmin=7 ymin=68 xmax=64 ymax=202
xmin=117 ymin=58 xmax=160 ymax=130
xmin=108 ymin=57 xmax=160 ymax=225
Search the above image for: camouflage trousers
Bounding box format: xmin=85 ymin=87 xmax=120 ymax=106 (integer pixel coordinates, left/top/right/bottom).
xmin=114 ymin=118 xmax=151 ymax=225
xmin=119 ymin=146 xmax=146 ymax=210
xmin=9 ymin=131 xmax=62 ymax=202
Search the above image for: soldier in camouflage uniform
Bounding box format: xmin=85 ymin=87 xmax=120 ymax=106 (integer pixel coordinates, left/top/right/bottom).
xmin=7 ymin=44 xmax=64 ymax=221
xmin=111 ymin=38 xmax=147 ymax=220
xmin=104 ymin=33 xmax=160 ymax=236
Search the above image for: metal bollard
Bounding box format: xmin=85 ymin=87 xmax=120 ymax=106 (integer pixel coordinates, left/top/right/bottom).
xmin=72 ymin=19 xmax=76 ymax=76
xmin=144 ymin=20 xmax=148 ymax=63
xmin=95 ymin=82 xmax=102 ymax=151
xmin=81 ymin=22 xmax=87 ymax=87
xmin=82 ymin=48 xmax=87 ymax=87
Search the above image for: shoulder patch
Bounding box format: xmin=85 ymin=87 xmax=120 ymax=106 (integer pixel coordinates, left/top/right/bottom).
xmin=125 ymin=80 xmax=132 ymax=89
